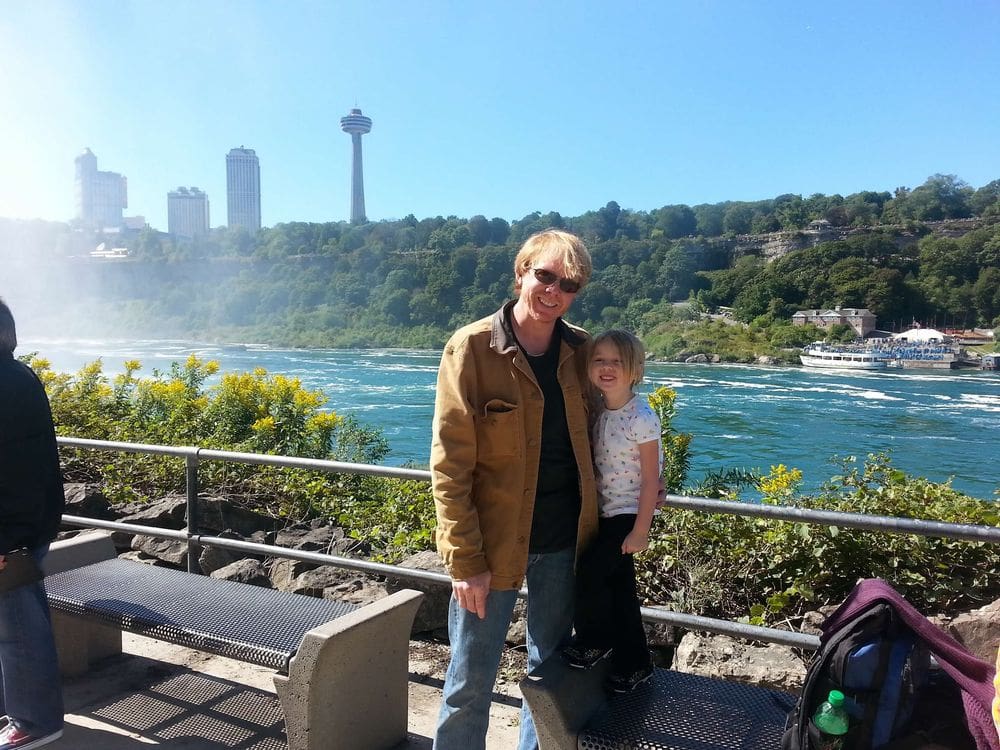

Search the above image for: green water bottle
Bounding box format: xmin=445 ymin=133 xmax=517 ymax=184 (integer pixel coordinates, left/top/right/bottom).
xmin=812 ymin=689 xmax=850 ymax=750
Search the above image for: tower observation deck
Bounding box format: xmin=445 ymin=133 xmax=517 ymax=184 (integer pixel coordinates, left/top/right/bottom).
xmin=340 ymin=108 xmax=372 ymax=223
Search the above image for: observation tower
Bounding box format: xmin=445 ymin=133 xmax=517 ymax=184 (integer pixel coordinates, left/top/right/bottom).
xmin=340 ymin=108 xmax=372 ymax=223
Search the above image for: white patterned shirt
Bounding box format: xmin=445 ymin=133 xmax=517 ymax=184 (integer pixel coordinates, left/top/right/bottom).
xmin=592 ymin=395 xmax=663 ymax=518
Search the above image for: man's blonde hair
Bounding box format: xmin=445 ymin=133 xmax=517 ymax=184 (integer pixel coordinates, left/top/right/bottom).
xmin=514 ymin=229 xmax=592 ymax=289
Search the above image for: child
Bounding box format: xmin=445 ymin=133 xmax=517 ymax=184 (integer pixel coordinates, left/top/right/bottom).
xmin=563 ymin=329 xmax=662 ymax=693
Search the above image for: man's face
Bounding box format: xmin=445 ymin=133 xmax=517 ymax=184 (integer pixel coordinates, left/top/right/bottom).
xmin=515 ymin=254 xmax=580 ymax=325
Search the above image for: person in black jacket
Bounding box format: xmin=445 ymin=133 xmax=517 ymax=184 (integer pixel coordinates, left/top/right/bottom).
xmin=0 ymin=299 xmax=65 ymax=750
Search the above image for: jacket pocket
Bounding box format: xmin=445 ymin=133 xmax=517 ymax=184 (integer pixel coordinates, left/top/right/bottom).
xmin=476 ymin=399 xmax=520 ymax=459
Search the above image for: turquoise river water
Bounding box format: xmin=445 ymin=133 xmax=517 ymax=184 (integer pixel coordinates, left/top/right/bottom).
xmin=22 ymin=338 xmax=1000 ymax=502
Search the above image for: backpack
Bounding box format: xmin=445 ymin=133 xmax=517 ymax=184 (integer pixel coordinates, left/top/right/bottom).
xmin=783 ymin=579 xmax=998 ymax=750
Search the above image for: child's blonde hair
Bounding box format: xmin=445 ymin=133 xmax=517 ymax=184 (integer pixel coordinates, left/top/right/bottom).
xmin=591 ymin=329 xmax=646 ymax=387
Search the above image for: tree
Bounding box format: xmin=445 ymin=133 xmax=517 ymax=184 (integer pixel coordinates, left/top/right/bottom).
xmin=970 ymin=180 xmax=1000 ymax=217
xmin=774 ymin=194 xmax=807 ymax=230
xmin=654 ymin=204 xmax=697 ymax=239
xmin=693 ymin=203 xmax=726 ymax=237
xmin=597 ymin=201 xmax=622 ymax=241
xmin=488 ymin=217 xmax=510 ymax=245
xmin=467 ymin=215 xmax=491 ymax=247
xmin=722 ymin=203 xmax=754 ymax=235
xmin=733 ymin=279 xmax=778 ymax=322
xmin=972 ymin=268 xmax=1000 ymax=325
xmin=900 ymin=174 xmax=974 ymax=221
xmin=657 ymin=245 xmax=699 ymax=301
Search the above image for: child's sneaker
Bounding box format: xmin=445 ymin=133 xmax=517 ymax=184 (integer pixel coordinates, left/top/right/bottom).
xmin=605 ymin=663 xmax=654 ymax=693
xmin=561 ymin=642 xmax=612 ymax=669
xmin=0 ymin=722 xmax=63 ymax=750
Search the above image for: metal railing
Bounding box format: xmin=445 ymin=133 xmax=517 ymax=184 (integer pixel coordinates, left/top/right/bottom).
xmin=57 ymin=436 xmax=1000 ymax=652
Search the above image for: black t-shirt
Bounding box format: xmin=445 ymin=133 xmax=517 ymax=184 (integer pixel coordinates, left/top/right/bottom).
xmin=521 ymin=329 xmax=581 ymax=553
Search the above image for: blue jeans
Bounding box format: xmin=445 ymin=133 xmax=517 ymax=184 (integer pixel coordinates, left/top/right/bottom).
xmin=0 ymin=546 xmax=63 ymax=735
xmin=434 ymin=547 xmax=576 ymax=750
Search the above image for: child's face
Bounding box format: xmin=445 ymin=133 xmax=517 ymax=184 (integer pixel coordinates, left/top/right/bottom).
xmin=590 ymin=340 xmax=633 ymax=402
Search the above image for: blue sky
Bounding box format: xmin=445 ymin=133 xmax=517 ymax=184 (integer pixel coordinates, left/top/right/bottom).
xmin=1 ymin=1 xmax=998 ymax=231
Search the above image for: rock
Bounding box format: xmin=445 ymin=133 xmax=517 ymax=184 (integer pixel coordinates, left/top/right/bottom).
xmin=325 ymin=579 xmax=389 ymax=607
xmin=198 ymin=533 xmax=244 ymax=575
xmin=672 ymin=632 xmax=806 ymax=694
xmin=269 ymin=558 xmax=319 ymax=591
xmin=643 ymin=606 xmax=682 ymax=648
xmin=947 ymin=598 xmax=1000 ymax=663
xmin=292 ymin=564 xmax=360 ymax=596
xmin=506 ymin=600 xmax=528 ymax=646
xmin=210 ymin=559 xmax=272 ymax=587
xmin=131 ymin=535 xmax=188 ymax=566
xmin=119 ymin=495 xmax=187 ymax=527
xmin=63 ymin=483 xmax=113 ymax=519
xmin=685 ymin=354 xmax=711 ymax=364
xmin=118 ymin=550 xmax=160 ymax=564
xmin=196 ymin=497 xmax=277 ymax=537
xmin=275 ymin=523 xmax=341 ymax=552
xmin=756 ymin=355 xmax=778 ymax=365
xmin=385 ymin=550 xmax=450 ymax=634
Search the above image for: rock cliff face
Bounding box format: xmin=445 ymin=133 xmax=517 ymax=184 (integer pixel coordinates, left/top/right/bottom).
xmin=700 ymin=218 xmax=985 ymax=263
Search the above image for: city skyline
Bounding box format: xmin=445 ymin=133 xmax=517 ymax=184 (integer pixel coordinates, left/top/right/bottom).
xmin=2 ymin=3 xmax=999 ymax=230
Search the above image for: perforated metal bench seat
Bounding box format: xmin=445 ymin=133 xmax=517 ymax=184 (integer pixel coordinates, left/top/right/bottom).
xmin=578 ymin=668 xmax=796 ymax=750
xmin=44 ymin=557 xmax=359 ymax=671
xmin=45 ymin=532 xmax=424 ymax=750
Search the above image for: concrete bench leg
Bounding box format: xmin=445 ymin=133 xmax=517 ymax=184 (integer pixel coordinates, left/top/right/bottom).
xmin=43 ymin=531 xmax=123 ymax=676
xmin=520 ymin=656 xmax=611 ymax=750
xmin=274 ymin=588 xmax=424 ymax=750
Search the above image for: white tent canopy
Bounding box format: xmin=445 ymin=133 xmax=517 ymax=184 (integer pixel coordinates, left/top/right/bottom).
xmin=892 ymin=328 xmax=949 ymax=343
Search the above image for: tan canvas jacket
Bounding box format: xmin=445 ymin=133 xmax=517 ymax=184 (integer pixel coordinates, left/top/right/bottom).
xmin=431 ymin=302 xmax=598 ymax=590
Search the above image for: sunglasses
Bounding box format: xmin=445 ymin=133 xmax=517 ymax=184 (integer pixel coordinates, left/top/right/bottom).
xmin=531 ymin=268 xmax=581 ymax=294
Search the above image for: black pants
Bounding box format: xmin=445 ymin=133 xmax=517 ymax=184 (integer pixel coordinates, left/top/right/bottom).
xmin=573 ymin=514 xmax=651 ymax=673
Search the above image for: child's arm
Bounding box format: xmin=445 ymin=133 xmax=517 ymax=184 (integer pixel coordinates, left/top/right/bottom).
xmin=622 ymin=439 xmax=660 ymax=554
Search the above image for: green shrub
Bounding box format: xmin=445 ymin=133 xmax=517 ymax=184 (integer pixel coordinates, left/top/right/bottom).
xmin=638 ymin=454 xmax=1000 ymax=623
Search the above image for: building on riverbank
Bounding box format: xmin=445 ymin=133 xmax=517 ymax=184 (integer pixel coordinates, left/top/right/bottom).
xmin=792 ymin=307 xmax=876 ymax=337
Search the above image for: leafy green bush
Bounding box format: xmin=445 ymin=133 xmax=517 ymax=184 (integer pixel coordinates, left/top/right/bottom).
xmin=638 ymin=454 xmax=1000 ymax=622
xmin=33 ymin=356 xmax=385 ymax=509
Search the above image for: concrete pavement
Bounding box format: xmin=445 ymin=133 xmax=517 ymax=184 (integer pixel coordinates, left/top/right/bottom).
xmin=57 ymin=632 xmax=523 ymax=749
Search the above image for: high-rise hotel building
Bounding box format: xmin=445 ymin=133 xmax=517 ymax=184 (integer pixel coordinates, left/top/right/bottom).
xmin=167 ymin=187 xmax=210 ymax=238
xmin=75 ymin=148 xmax=128 ymax=230
xmin=226 ymin=147 xmax=261 ymax=231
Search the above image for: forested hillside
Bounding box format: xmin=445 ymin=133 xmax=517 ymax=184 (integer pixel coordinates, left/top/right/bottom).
xmin=3 ymin=173 xmax=999 ymax=356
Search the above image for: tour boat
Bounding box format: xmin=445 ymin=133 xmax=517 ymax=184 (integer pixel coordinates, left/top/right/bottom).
xmin=799 ymin=343 xmax=889 ymax=370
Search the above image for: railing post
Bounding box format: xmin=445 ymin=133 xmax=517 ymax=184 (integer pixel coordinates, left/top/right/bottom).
xmin=185 ymin=451 xmax=202 ymax=574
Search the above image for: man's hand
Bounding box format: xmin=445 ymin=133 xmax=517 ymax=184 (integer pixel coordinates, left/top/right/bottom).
xmin=452 ymin=570 xmax=491 ymax=619
xmin=0 ymin=554 xmax=6 ymax=571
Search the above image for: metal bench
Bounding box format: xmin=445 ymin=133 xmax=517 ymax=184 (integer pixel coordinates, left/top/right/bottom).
xmin=521 ymin=655 xmax=796 ymax=749
xmin=42 ymin=531 xmax=423 ymax=750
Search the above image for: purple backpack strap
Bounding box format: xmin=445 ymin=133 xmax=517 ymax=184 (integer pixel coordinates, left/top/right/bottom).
xmin=821 ymin=579 xmax=998 ymax=750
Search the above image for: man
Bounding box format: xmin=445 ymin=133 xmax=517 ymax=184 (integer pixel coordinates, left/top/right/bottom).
xmin=431 ymin=230 xmax=599 ymax=749
xmin=0 ymin=298 xmax=65 ymax=750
